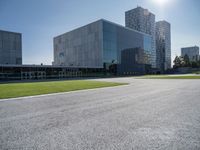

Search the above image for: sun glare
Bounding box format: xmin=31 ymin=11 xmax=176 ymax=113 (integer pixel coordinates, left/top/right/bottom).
xmin=152 ymin=0 xmax=170 ymax=6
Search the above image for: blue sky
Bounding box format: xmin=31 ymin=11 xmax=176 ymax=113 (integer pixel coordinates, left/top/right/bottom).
xmin=0 ymin=0 xmax=200 ymax=65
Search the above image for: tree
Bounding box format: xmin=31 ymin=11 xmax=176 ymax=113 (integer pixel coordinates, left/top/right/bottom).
xmin=191 ymin=61 xmax=198 ymax=68
xmin=183 ymin=54 xmax=190 ymax=67
xmin=173 ymin=56 xmax=181 ymax=68
xmin=173 ymin=54 xmax=200 ymax=69
xmin=197 ymin=59 xmax=200 ymax=67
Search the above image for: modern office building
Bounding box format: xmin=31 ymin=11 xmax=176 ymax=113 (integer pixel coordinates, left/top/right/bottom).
xmin=1 ymin=6 xmax=174 ymax=81
xmin=0 ymin=30 xmax=22 ymax=65
xmin=54 ymin=19 xmax=153 ymax=71
xmin=181 ymin=46 xmax=199 ymax=62
xmin=125 ymin=6 xmax=156 ymax=68
xmin=156 ymin=21 xmax=171 ymax=71
xmin=117 ymin=48 xmax=151 ymax=75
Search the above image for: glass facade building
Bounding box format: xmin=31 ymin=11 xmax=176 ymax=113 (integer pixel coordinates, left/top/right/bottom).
xmin=117 ymin=48 xmax=151 ymax=75
xmin=0 ymin=30 xmax=22 ymax=65
xmin=181 ymin=46 xmax=199 ymax=62
xmin=54 ymin=19 xmax=152 ymax=69
xmin=125 ymin=6 xmax=156 ymax=68
xmin=156 ymin=21 xmax=171 ymax=71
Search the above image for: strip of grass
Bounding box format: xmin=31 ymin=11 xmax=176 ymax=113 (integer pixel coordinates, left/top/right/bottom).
xmin=0 ymin=80 xmax=127 ymax=99
xmin=137 ymin=75 xmax=200 ymax=79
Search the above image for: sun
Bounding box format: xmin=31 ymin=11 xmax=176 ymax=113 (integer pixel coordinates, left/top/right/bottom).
xmin=152 ymin=0 xmax=170 ymax=6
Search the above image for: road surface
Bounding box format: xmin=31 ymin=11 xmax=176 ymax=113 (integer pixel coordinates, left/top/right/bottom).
xmin=0 ymin=78 xmax=200 ymax=150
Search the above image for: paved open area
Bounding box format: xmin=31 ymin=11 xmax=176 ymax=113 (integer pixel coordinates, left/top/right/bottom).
xmin=0 ymin=78 xmax=200 ymax=150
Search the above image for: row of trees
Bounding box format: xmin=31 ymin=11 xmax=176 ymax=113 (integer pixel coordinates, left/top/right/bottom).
xmin=173 ymin=55 xmax=200 ymax=68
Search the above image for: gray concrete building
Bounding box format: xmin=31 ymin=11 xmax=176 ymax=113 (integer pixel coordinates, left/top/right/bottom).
xmin=53 ymin=19 xmax=153 ymax=69
xmin=0 ymin=30 xmax=22 ymax=65
xmin=181 ymin=46 xmax=199 ymax=62
xmin=156 ymin=21 xmax=171 ymax=71
xmin=125 ymin=6 xmax=156 ymax=68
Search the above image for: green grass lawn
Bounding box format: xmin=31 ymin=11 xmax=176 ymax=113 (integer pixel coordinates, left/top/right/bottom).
xmin=0 ymin=80 xmax=127 ymax=99
xmin=136 ymin=75 xmax=200 ymax=79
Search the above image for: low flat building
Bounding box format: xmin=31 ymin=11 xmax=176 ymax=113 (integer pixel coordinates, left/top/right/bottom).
xmin=0 ymin=64 xmax=104 ymax=81
xmin=53 ymin=19 xmax=153 ymax=71
xmin=181 ymin=46 xmax=199 ymax=62
xmin=0 ymin=30 xmax=22 ymax=65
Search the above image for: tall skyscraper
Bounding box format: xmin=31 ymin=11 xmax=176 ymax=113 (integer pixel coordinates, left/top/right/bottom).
xmin=156 ymin=21 xmax=171 ymax=71
xmin=181 ymin=46 xmax=199 ymax=62
xmin=0 ymin=30 xmax=22 ymax=65
xmin=125 ymin=6 xmax=156 ymax=68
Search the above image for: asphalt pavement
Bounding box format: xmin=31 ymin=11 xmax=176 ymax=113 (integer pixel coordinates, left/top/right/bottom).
xmin=0 ymin=78 xmax=200 ymax=150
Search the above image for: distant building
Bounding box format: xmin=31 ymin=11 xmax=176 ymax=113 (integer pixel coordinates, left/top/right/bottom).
xmin=156 ymin=21 xmax=171 ymax=71
xmin=53 ymin=19 xmax=153 ymax=70
xmin=0 ymin=30 xmax=22 ymax=65
xmin=181 ymin=46 xmax=199 ymax=62
xmin=125 ymin=6 xmax=156 ymax=68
